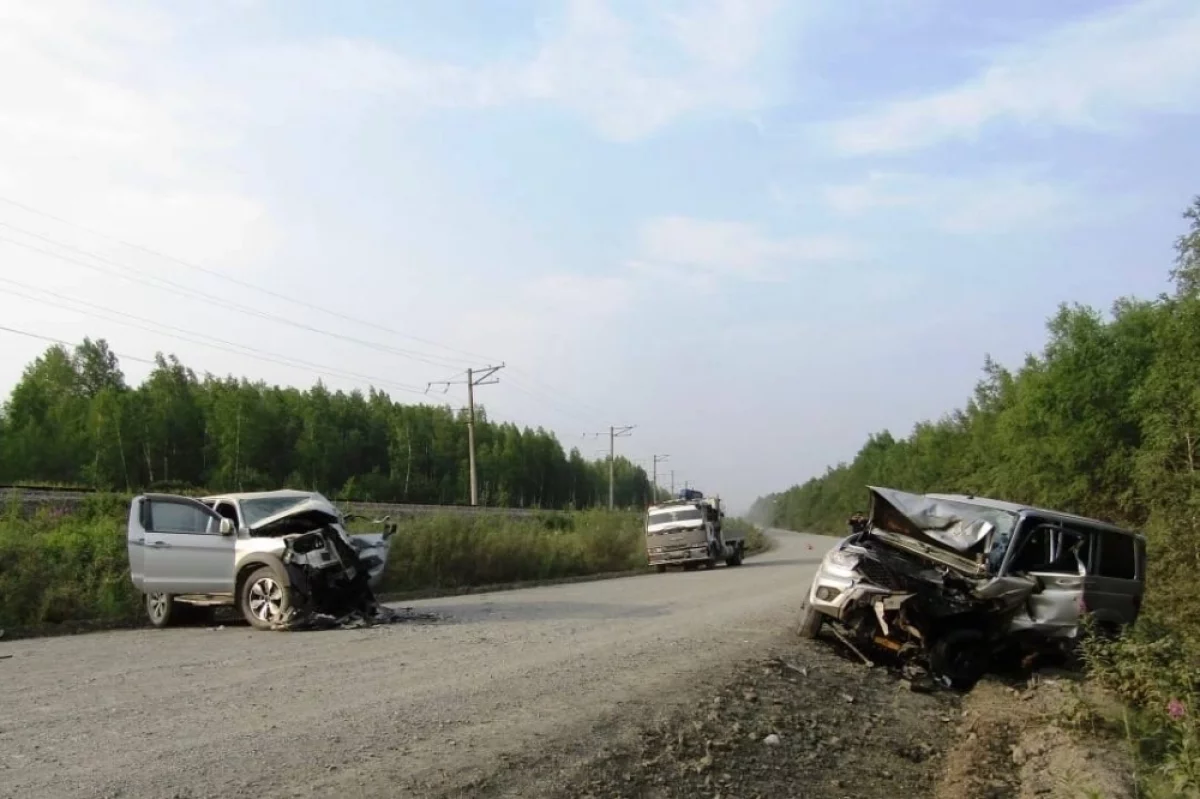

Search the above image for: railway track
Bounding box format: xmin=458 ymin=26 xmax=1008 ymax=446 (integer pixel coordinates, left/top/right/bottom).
xmin=0 ymin=486 xmax=544 ymax=517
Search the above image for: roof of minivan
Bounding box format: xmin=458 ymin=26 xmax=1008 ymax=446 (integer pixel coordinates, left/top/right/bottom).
xmin=924 ymin=492 xmax=1141 ymax=537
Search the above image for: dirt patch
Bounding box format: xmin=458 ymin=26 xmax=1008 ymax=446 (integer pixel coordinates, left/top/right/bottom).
xmin=504 ymin=638 xmax=964 ymax=799
xmin=935 ymin=676 xmax=1135 ymax=799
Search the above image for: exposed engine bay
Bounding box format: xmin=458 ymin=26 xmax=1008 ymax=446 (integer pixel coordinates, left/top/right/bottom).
xmin=257 ymin=509 xmax=401 ymax=630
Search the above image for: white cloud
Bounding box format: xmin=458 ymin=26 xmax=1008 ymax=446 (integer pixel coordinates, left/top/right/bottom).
xmin=829 ymin=0 xmax=1200 ymax=154
xmin=628 ymin=216 xmax=860 ymax=283
xmin=823 ymin=171 xmax=1073 ymax=234
xmin=240 ymin=0 xmax=783 ymax=141
xmin=0 ymin=0 xmax=275 ymax=269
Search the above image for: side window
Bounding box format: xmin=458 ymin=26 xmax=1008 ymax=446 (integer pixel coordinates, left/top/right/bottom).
xmin=1043 ymin=526 xmax=1089 ymax=575
xmin=1096 ymin=530 xmax=1137 ymax=580
xmin=213 ymin=502 xmax=240 ymax=527
xmin=147 ymin=500 xmax=216 ymax=534
xmin=1009 ymin=523 xmax=1054 ymax=573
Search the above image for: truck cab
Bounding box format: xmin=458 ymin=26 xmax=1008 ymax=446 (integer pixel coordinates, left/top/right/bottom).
xmin=644 ymin=491 xmax=745 ymax=572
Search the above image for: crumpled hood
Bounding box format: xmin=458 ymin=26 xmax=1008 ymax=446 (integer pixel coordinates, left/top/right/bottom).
xmin=867 ymin=486 xmax=1010 ymax=557
xmin=249 ymin=496 xmax=341 ymax=535
xmin=249 ymin=494 xmax=392 ymax=585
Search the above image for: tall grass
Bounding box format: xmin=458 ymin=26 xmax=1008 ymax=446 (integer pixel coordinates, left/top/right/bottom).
xmin=0 ymin=500 xmax=657 ymax=630
xmin=1 ymin=496 xmax=775 ymax=631
xmin=372 ymin=509 xmax=648 ymax=592
xmin=0 ymin=495 xmax=141 ymax=629
xmin=1075 ymin=621 xmax=1200 ymax=798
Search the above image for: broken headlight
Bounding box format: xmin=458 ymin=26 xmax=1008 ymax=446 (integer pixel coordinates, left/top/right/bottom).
xmin=825 ymin=546 xmax=860 ymax=570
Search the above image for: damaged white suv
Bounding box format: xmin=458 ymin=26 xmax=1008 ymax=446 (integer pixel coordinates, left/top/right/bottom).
xmin=126 ymin=490 xmax=395 ymax=630
xmin=800 ymin=486 xmax=1146 ymax=689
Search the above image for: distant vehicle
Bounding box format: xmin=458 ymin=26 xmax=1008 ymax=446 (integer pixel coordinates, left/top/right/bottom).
xmin=644 ymin=492 xmax=745 ymax=572
xmin=126 ymin=489 xmax=396 ymax=630
xmin=800 ymin=485 xmax=1146 ymax=689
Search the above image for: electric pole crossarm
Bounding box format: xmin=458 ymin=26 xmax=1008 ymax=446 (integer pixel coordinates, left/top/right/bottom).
xmin=588 ymin=424 xmax=635 ymax=510
xmin=427 ymin=363 xmax=506 ymax=507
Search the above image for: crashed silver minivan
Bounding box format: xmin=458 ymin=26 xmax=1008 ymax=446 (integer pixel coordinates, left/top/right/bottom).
xmin=127 ymin=490 xmax=395 ymax=630
xmin=800 ymin=486 xmax=1146 ymax=688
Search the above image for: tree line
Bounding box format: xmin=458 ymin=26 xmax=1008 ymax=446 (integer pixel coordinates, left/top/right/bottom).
xmin=0 ymin=345 xmax=659 ymax=509
xmin=751 ymin=197 xmax=1200 ymax=633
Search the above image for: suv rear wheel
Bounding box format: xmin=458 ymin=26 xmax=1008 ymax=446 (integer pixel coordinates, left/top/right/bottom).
xmin=146 ymin=592 xmax=175 ymax=628
xmin=240 ymin=566 xmax=290 ymax=630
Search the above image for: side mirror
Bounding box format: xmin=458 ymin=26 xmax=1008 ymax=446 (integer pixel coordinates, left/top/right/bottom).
xmin=219 ymin=518 xmax=235 ymax=536
xmin=1030 ymin=576 xmax=1045 ymax=595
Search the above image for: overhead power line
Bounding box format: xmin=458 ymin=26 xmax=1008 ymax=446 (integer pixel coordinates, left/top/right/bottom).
xmin=0 ymin=226 xmax=478 ymax=371
xmin=0 ymin=323 xmax=156 ymax=365
xmin=0 ymin=195 xmax=500 ymax=365
xmin=0 ymin=279 xmax=436 ymax=397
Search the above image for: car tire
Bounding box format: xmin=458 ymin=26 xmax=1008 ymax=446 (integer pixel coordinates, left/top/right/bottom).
xmin=239 ymin=566 xmax=291 ymax=631
xmin=145 ymin=591 xmax=175 ymax=628
xmin=725 ymin=545 xmax=744 ymax=567
xmin=798 ymin=602 xmax=824 ymax=639
xmin=655 ymin=564 xmax=667 ymax=573
xmin=704 ymin=559 xmax=716 ymax=570
xmin=929 ymin=629 xmax=989 ymax=691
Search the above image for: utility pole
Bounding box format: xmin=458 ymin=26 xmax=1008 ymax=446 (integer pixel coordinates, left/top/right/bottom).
xmin=670 ymin=470 xmax=676 ymax=495
xmin=587 ymin=425 xmax=634 ymax=509
xmin=651 ymin=454 xmax=669 ymax=501
xmin=428 ymin=363 xmax=505 ymax=506
xmin=608 ymin=425 xmax=634 ymax=509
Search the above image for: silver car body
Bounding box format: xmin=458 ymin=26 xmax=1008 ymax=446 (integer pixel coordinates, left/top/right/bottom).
xmin=806 ymin=486 xmax=1145 ymax=642
xmin=127 ymin=489 xmax=391 ymax=606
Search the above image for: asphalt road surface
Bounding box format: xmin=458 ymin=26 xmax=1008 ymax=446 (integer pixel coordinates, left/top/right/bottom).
xmin=0 ymin=530 xmax=836 ymax=799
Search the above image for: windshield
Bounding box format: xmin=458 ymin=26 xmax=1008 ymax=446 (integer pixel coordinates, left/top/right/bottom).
xmin=648 ymin=507 xmax=703 ymax=526
xmin=240 ymin=496 xmax=311 ymax=526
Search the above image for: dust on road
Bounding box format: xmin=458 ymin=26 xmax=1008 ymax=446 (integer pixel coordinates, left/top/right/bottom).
xmin=0 ymin=530 xmax=833 ymax=799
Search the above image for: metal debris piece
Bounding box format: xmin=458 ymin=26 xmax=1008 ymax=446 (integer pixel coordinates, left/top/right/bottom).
xmin=829 ymin=626 xmax=874 ymax=667
xmin=269 ymin=603 xmax=441 ymax=631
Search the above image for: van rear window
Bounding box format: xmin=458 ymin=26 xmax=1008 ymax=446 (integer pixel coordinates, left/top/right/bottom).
xmin=1097 ymin=530 xmax=1136 ymax=579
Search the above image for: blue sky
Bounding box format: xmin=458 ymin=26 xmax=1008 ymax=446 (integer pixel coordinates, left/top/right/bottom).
xmin=0 ymin=0 xmax=1198 ymax=510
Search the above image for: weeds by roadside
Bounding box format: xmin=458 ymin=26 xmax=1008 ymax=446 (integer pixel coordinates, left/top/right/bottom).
xmin=1069 ymin=620 xmax=1200 ymax=798
xmin=724 ymin=517 xmax=770 ymax=555
xmin=1 ymin=498 xmax=768 ymax=632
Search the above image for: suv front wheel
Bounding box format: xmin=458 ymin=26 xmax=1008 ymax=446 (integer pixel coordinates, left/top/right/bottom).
xmin=240 ymin=566 xmax=291 ymax=630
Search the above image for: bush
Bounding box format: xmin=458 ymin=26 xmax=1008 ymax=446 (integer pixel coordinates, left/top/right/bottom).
xmin=724 ymin=517 xmax=770 ymax=555
xmin=1080 ymin=621 xmax=1200 ymax=798
xmin=372 ymin=509 xmax=647 ymax=592
xmin=0 ymin=501 xmax=141 ymax=629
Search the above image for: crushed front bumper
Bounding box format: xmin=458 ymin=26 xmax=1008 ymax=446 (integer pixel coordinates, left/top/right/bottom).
xmin=806 ymin=559 xmax=895 ymax=621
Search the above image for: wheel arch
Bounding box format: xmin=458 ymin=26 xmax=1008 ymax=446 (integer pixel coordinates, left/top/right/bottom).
xmin=235 ymin=554 xmax=291 ymax=597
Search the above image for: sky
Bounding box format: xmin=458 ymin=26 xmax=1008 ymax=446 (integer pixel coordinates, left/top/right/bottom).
xmin=1 ymin=0 xmax=1198 ymax=512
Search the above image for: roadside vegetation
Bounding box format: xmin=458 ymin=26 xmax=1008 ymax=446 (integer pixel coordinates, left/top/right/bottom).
xmin=0 ymin=349 xmax=659 ymax=509
xmin=0 ymin=496 xmax=768 ymax=631
xmin=750 ymin=197 xmax=1200 ymax=797
xmin=724 ymin=516 xmax=769 ymax=555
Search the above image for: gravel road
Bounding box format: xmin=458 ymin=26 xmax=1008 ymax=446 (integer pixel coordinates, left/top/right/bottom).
xmin=0 ymin=530 xmax=835 ymax=799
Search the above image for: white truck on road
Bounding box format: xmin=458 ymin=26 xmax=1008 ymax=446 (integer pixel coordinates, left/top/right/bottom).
xmin=644 ymin=490 xmax=745 ymax=572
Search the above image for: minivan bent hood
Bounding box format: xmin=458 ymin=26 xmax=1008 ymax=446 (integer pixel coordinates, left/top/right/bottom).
xmin=866 ymin=486 xmax=1010 ymax=556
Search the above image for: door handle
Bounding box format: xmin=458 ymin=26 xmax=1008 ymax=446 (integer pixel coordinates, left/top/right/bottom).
xmin=151 ymin=540 xmax=170 ymax=548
